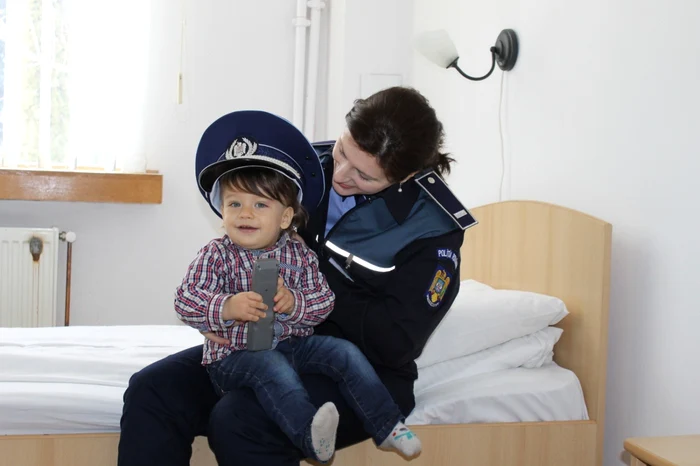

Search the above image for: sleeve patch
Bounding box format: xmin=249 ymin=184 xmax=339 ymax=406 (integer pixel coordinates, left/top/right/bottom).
xmin=437 ymin=248 xmax=459 ymax=269
xmin=425 ymin=265 xmax=452 ymax=308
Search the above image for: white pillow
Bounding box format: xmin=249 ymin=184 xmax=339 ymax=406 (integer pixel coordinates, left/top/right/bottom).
xmin=415 ymin=326 xmax=563 ymax=395
xmin=415 ymin=280 xmax=569 ymax=369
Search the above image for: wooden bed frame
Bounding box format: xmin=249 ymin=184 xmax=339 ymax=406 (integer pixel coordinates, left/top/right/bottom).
xmin=0 ymin=200 xmax=612 ymax=466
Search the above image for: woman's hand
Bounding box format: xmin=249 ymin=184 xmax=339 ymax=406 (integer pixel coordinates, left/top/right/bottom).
xmin=200 ymin=331 xmax=230 ymax=345
xmin=273 ymin=277 xmax=295 ymax=314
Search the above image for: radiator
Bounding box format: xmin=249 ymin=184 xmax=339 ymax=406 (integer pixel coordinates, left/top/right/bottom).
xmin=0 ymin=227 xmax=60 ymax=327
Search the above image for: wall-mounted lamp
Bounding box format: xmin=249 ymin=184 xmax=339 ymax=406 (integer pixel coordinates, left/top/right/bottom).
xmin=415 ymin=29 xmax=519 ymax=81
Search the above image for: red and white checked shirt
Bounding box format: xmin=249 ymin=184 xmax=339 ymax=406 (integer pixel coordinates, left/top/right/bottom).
xmin=174 ymin=233 xmax=335 ymax=365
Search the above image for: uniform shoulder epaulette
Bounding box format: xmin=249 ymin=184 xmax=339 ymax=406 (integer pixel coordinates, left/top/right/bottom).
xmin=414 ymin=170 xmax=478 ymax=230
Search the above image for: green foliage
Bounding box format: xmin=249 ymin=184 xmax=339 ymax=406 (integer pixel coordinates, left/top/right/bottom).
xmin=14 ymin=0 xmax=70 ymax=167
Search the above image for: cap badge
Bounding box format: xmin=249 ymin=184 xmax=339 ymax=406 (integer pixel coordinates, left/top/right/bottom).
xmin=225 ymin=137 xmax=258 ymax=160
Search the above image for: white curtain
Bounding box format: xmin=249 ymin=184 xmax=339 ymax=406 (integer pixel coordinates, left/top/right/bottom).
xmin=1 ymin=0 xmax=151 ymax=172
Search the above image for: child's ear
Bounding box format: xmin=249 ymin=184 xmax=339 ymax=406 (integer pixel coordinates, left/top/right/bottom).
xmin=280 ymin=206 xmax=294 ymax=230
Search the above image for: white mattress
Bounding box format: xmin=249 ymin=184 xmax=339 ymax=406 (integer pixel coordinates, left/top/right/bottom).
xmin=0 ymin=383 xmax=124 ymax=434
xmin=406 ymin=363 xmax=589 ymax=425
xmin=0 ymin=325 xmax=204 ymax=435
xmin=0 ymin=325 xmax=588 ymax=434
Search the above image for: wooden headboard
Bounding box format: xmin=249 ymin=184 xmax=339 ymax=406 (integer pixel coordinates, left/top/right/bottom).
xmin=460 ymin=200 xmax=612 ymax=426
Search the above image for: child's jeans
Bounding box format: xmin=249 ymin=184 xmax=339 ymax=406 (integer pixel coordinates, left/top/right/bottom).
xmin=206 ymin=335 xmax=403 ymax=459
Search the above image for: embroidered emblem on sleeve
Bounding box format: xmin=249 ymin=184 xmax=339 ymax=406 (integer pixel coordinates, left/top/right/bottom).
xmin=426 ymin=265 xmax=452 ymax=308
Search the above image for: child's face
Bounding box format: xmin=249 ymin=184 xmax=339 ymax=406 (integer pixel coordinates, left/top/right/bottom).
xmin=220 ymin=186 xmax=294 ymax=250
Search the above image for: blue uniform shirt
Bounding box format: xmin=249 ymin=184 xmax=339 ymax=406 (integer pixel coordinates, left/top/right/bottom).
xmin=324 ymin=188 xmax=357 ymax=237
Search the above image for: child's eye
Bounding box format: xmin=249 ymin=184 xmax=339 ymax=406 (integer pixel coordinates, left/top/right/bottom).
xmin=255 ymin=202 xmax=268 ymax=208
xmin=229 ymin=201 xmax=241 ymax=207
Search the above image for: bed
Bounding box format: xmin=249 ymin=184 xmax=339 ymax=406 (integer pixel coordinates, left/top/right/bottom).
xmin=0 ymin=200 xmax=612 ymax=466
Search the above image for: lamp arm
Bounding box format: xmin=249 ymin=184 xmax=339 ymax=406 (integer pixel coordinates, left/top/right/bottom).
xmin=448 ymin=47 xmax=497 ymax=82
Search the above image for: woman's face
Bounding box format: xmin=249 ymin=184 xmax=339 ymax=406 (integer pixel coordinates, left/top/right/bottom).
xmin=331 ymin=130 xmax=392 ymax=196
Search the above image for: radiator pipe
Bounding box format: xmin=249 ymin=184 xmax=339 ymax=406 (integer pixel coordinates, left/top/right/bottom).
xmin=292 ymin=0 xmax=310 ymax=129
xmin=303 ymin=0 xmax=326 ymax=140
xmin=59 ymin=231 xmax=76 ymax=326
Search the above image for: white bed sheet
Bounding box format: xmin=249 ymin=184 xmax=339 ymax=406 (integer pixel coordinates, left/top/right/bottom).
xmin=0 ymin=325 xmax=205 ymax=387
xmin=406 ymin=363 xmax=589 ymax=425
xmin=0 ymin=382 xmax=124 ymax=434
xmin=0 ymin=365 xmax=589 ymax=435
xmin=0 ymin=325 xmax=204 ymax=435
xmin=0 ymin=325 xmax=588 ymax=434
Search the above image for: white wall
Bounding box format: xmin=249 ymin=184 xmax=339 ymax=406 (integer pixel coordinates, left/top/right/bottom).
xmin=324 ymin=0 xmax=415 ymax=139
xmin=411 ymin=0 xmax=700 ymax=465
xmin=0 ymin=0 xmax=310 ymax=325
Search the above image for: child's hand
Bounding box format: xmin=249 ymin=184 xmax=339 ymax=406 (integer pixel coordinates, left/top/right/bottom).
xmin=223 ymin=292 xmax=268 ymax=322
xmin=273 ymin=277 xmax=295 ymax=314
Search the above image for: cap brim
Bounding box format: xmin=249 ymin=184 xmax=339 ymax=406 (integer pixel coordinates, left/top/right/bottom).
xmin=199 ymin=158 xmax=301 ymax=194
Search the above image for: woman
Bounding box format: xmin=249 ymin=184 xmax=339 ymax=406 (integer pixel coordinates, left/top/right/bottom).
xmin=117 ymin=86 xmax=469 ymax=466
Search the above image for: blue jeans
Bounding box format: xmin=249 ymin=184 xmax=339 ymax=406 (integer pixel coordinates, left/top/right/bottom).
xmin=206 ymin=335 xmax=402 ymax=459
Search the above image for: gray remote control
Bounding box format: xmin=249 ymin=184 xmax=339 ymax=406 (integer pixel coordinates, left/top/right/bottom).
xmin=247 ymin=257 xmax=279 ymax=351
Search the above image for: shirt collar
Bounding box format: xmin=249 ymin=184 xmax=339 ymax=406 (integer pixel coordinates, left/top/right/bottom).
xmin=372 ymin=177 xmax=421 ymax=225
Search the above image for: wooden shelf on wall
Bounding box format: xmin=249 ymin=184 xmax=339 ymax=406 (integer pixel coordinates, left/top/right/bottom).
xmin=0 ymin=168 xmax=163 ymax=204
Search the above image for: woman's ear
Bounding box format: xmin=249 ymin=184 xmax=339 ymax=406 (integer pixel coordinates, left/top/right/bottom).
xmin=280 ymin=206 xmax=294 ymax=230
xmin=402 ymin=171 xmax=419 ymax=183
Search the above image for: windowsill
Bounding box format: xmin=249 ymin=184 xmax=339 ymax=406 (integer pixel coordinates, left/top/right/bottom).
xmin=0 ymin=168 xmax=163 ymax=204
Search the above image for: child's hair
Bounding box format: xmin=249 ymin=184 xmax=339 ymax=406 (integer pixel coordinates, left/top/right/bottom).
xmin=219 ymin=168 xmax=308 ymax=232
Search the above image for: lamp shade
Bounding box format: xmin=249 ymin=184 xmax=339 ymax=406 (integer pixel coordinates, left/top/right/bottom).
xmin=414 ymin=29 xmax=459 ymax=68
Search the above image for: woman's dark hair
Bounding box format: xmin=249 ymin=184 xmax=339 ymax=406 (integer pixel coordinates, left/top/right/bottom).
xmin=220 ymin=168 xmax=307 ymax=232
xmin=345 ymin=86 xmax=454 ymax=182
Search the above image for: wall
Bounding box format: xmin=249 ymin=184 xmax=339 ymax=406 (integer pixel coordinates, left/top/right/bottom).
xmin=411 ymin=0 xmax=700 ymax=465
xmin=0 ymin=0 xmax=326 ymax=325
xmin=324 ymin=0 xmax=415 ymax=139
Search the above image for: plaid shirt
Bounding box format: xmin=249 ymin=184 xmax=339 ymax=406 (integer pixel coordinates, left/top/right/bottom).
xmin=175 ymin=233 xmax=335 ymax=365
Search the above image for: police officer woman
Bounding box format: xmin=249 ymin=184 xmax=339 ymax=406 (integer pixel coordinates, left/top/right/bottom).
xmin=117 ymin=86 xmax=472 ymax=466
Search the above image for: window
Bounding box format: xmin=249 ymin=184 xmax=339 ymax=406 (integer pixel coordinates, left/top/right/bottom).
xmin=0 ymin=0 xmax=150 ymax=172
